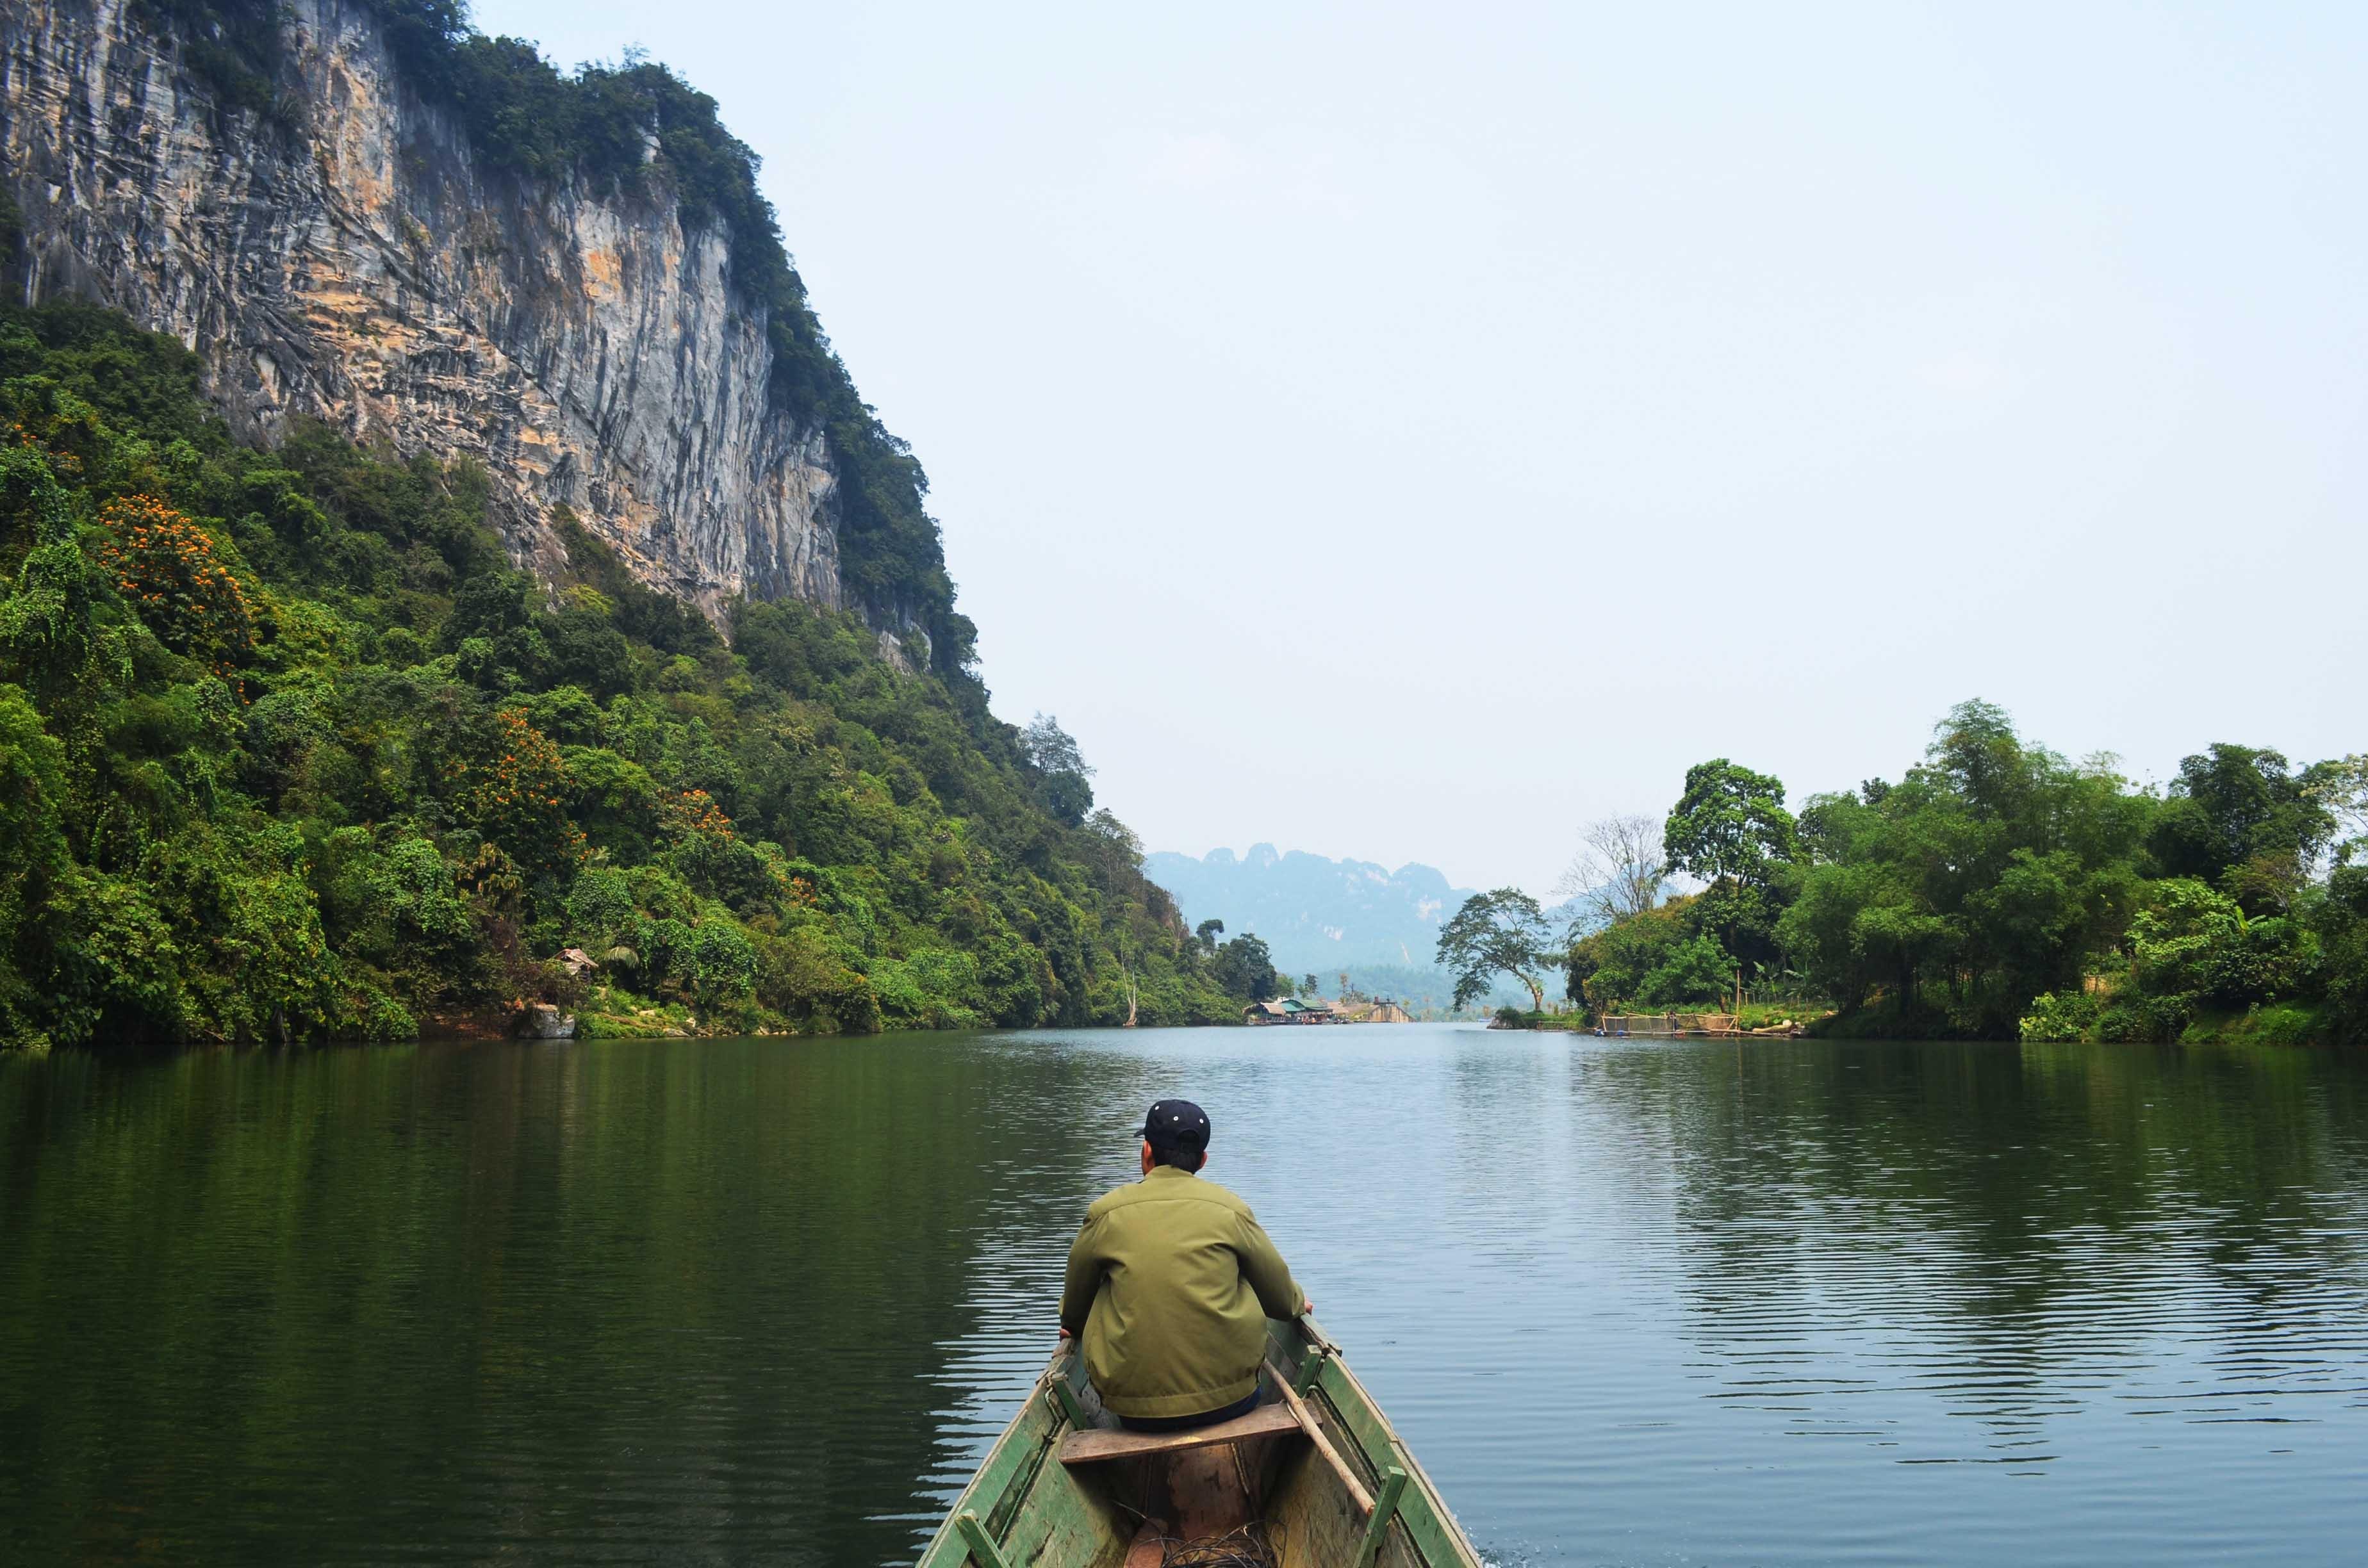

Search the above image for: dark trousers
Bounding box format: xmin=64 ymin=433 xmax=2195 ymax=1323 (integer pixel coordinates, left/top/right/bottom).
xmin=1117 ymin=1389 xmax=1262 ymax=1433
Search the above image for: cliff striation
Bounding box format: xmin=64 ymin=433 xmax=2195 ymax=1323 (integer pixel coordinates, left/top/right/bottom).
xmin=0 ymin=0 xmax=938 ymax=653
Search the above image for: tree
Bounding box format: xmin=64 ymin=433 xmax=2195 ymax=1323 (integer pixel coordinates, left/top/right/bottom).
xmin=1635 ymin=933 xmax=1732 ymax=1007
xmin=1436 ymin=888 xmax=1554 ymax=1013
xmin=2316 ymin=866 xmax=2368 ymax=1045
xmin=1194 ymin=918 xmax=1224 ymax=953
xmin=2126 ymin=879 xmax=2309 ymax=1010
xmin=1040 ymin=775 xmax=1092 ymax=828
xmin=1664 ymin=760 xmax=1795 ymax=885
xmin=1021 ymin=713 xmax=1095 ymax=828
xmin=1554 ymin=813 xmax=1668 ymax=933
xmin=2310 ymin=755 xmax=2368 ymax=867
xmin=2148 ymin=743 xmax=2333 ymax=910
xmin=1020 ymin=712 xmax=1091 ymax=776
xmin=1664 ymin=759 xmax=1797 ymax=985
xmin=1079 ymin=807 xmax=1142 ymax=884
xmin=1209 ymin=931 xmax=1281 ymax=1002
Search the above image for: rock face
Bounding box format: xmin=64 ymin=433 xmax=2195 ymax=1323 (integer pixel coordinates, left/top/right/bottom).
xmin=0 ymin=0 xmax=846 ymax=617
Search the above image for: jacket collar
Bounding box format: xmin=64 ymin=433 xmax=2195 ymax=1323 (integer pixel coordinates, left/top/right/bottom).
xmin=1142 ymin=1164 xmax=1198 ymax=1184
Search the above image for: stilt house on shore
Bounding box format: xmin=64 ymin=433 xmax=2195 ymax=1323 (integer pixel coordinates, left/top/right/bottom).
xmin=1332 ymin=999 xmax=1415 ymax=1024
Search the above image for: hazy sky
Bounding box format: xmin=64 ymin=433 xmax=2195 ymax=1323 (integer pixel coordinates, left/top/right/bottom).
xmin=476 ymin=1 xmax=2367 ymax=892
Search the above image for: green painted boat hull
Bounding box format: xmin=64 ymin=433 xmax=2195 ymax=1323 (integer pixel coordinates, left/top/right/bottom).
xmin=916 ymin=1317 xmax=1483 ymax=1567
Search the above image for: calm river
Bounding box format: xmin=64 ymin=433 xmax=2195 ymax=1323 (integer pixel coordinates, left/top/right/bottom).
xmin=3 ymin=1027 xmax=2365 ymax=1565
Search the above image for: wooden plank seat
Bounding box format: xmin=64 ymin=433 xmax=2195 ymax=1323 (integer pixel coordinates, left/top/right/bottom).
xmin=917 ymin=1317 xmax=1488 ymax=1568
xmin=1057 ymin=1401 xmax=1302 ymax=1465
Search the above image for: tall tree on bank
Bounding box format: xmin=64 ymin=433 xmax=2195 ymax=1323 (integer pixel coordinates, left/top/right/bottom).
xmin=1663 ymin=759 xmax=1797 ymax=885
xmin=1208 ymin=931 xmax=1283 ymax=1003
xmin=1663 ymin=758 xmax=1797 ymax=981
xmin=1437 ymin=888 xmax=1555 ymax=1013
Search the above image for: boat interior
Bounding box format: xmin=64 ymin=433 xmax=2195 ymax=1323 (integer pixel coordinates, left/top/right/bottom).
xmin=930 ymin=1318 xmax=1476 ymax=1568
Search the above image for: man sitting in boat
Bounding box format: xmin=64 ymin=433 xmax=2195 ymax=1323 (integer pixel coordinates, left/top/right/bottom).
xmin=1058 ymin=1099 xmax=1310 ymax=1433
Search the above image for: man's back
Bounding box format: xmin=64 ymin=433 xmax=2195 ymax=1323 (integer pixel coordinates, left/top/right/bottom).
xmin=1058 ymin=1165 xmax=1303 ymax=1421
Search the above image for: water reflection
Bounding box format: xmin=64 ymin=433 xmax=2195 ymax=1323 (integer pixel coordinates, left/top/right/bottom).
xmin=1614 ymin=1040 xmax=2368 ymax=1466
xmin=3 ymin=1030 xmax=2365 ymax=1566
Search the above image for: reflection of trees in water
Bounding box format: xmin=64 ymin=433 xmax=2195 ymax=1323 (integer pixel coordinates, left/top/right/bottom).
xmin=0 ymin=1040 xmax=1151 ymax=1566
xmin=10 ymin=1035 xmax=2368 ymax=1556
xmin=1576 ymin=1040 xmax=2368 ymax=1463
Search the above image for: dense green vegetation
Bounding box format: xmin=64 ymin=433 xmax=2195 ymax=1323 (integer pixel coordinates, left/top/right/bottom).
xmin=1188 ymin=920 xmax=1284 ymax=1004
xmin=0 ymin=304 xmax=1292 ymax=1049
xmin=125 ymin=0 xmax=969 ymax=671
xmin=1547 ymin=702 xmax=2367 ymax=1045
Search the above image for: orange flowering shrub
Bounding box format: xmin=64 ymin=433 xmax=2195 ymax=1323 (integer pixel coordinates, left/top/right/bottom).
xmin=465 ymin=710 xmax=588 ymax=871
xmin=97 ymin=495 xmax=256 ymax=673
xmin=661 ymin=787 xmax=737 ymax=845
xmin=6 ymin=415 xmax=88 ymax=479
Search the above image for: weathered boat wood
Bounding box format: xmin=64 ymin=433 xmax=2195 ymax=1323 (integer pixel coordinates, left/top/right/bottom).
xmin=916 ymin=1316 xmax=1483 ymax=1567
xmin=1058 ymin=1401 xmax=1303 ymax=1465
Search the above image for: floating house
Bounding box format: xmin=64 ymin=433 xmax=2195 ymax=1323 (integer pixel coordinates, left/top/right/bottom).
xmin=1244 ymin=997 xmax=1414 ymax=1024
xmin=1242 ymin=998 xmax=1342 ymax=1025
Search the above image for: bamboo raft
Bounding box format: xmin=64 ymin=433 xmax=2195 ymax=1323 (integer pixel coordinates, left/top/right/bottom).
xmin=916 ymin=1315 xmax=1483 ymax=1567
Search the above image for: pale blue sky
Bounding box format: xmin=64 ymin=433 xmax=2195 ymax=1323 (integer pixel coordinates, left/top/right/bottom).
xmin=477 ymin=1 xmax=2367 ymax=891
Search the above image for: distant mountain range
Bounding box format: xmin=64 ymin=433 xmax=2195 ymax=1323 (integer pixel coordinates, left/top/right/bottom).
xmin=1144 ymin=846 xmax=1553 ymax=1009
xmin=1145 ymin=845 xmax=1469 ymax=972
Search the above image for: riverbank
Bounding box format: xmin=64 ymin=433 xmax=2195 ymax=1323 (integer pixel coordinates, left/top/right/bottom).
xmin=1496 ymin=1001 xmax=1830 ymax=1033
xmin=1803 ymin=995 xmax=2353 ymax=1047
xmin=1497 ymin=997 xmax=2351 ymax=1047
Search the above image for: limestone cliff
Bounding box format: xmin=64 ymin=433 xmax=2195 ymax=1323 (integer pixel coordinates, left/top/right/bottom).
xmin=0 ymin=0 xmax=928 ymax=646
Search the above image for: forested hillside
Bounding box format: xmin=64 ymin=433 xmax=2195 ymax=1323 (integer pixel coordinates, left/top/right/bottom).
xmin=0 ymin=304 xmax=1272 ymax=1047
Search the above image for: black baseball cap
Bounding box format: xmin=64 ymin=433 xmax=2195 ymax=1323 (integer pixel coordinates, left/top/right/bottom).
xmin=1140 ymin=1098 xmax=1211 ymax=1152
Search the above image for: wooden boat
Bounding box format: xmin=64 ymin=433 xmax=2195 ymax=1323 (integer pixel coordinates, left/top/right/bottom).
xmin=916 ymin=1314 xmax=1483 ymax=1567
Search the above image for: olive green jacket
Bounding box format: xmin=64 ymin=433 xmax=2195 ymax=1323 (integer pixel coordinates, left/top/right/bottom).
xmin=1058 ymin=1166 xmax=1305 ymax=1419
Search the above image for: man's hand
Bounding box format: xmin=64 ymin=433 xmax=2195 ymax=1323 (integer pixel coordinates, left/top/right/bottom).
xmin=1057 ymin=1323 xmax=1074 ymax=1339
xmin=1301 ymin=1298 xmax=1315 ymax=1317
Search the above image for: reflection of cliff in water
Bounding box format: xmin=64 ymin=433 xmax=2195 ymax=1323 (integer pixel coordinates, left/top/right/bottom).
xmin=1577 ymin=1039 xmax=2368 ymax=1467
